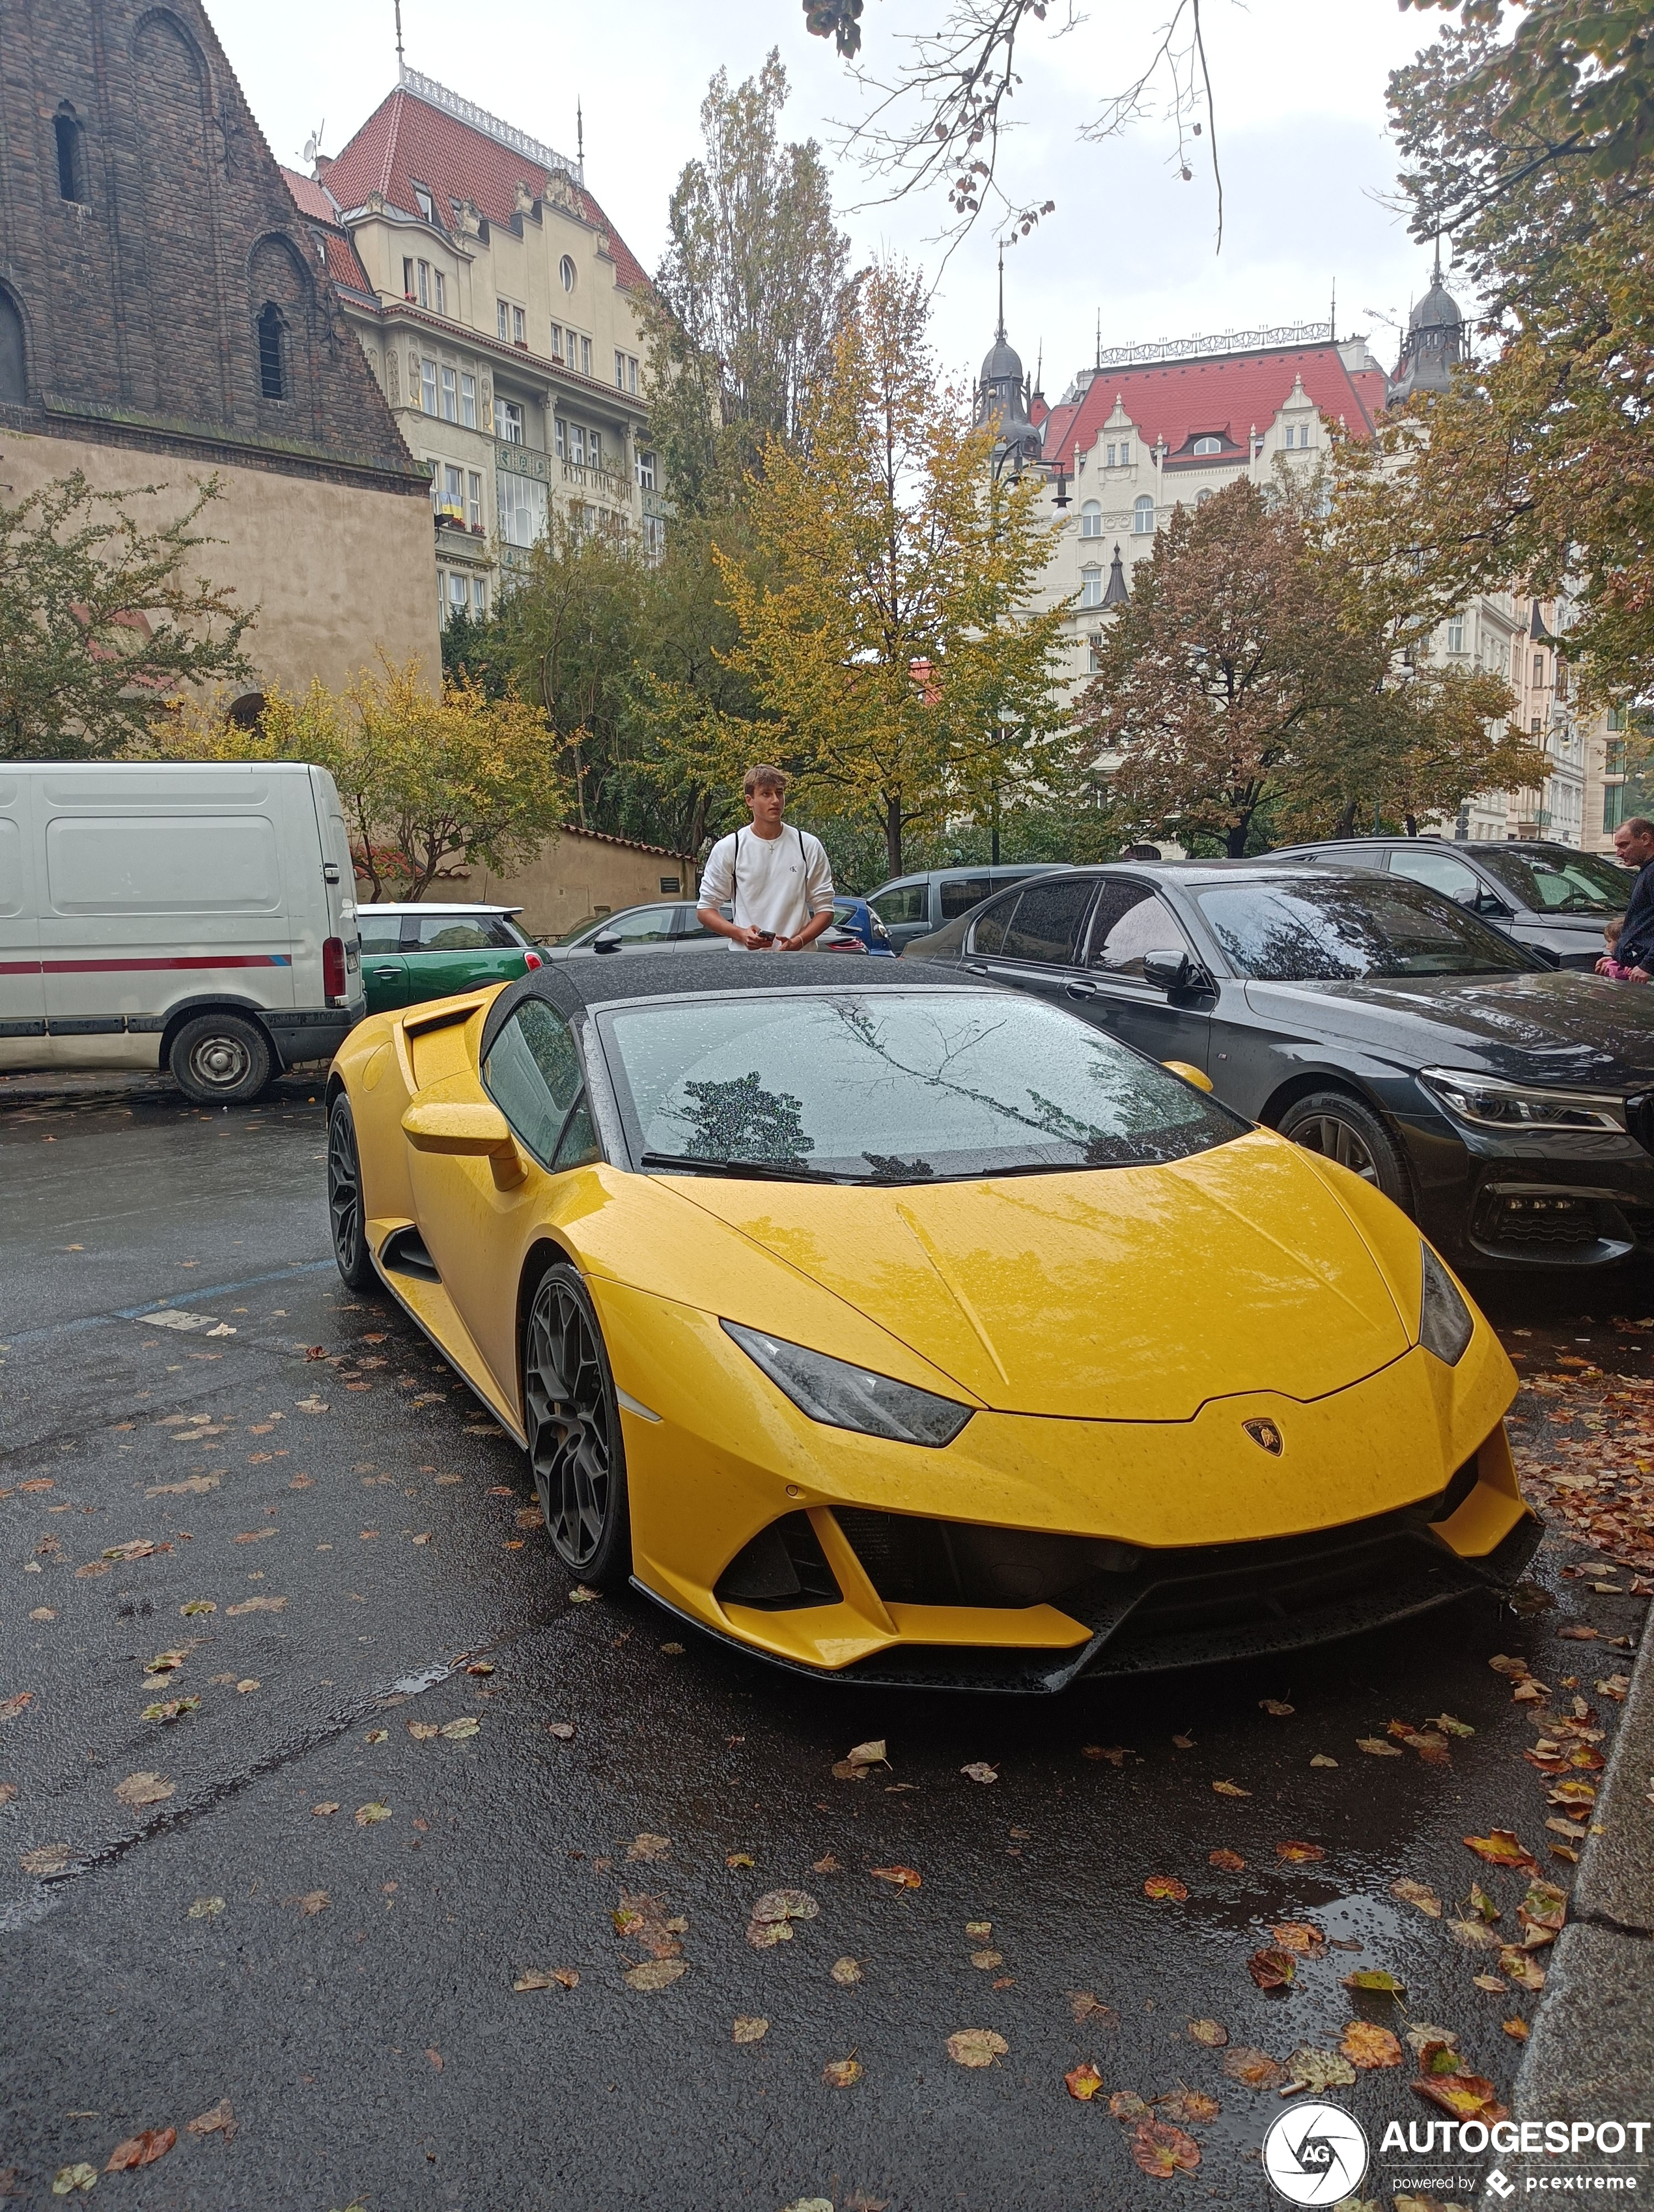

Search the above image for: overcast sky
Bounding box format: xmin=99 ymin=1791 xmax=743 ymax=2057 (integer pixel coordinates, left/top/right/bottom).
xmin=214 ymin=0 xmax=1449 ymax=398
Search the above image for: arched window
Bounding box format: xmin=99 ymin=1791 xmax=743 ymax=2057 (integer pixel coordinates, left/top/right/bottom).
xmin=1080 ymin=565 xmax=1104 ymax=608
xmin=1080 ymin=500 xmax=1102 ymax=539
xmin=0 ymin=291 xmax=24 ymax=404
xmin=559 ymin=255 xmax=576 ymax=292
xmin=257 ymin=302 xmax=285 ymax=399
xmin=55 ymin=104 xmax=87 ymax=203
xmin=1192 ymin=434 xmax=1222 ymax=455
xmin=1132 ymin=495 xmax=1155 ymax=535
xmin=1196 ymin=487 xmax=1214 ymax=506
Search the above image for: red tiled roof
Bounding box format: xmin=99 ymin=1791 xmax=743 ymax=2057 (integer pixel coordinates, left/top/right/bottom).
xmin=279 ymin=165 xmax=337 ymax=222
xmin=277 ymin=165 xmax=376 ymax=297
xmin=324 ymin=87 xmax=651 ymax=296
xmin=1041 ymin=343 xmax=1379 ymax=473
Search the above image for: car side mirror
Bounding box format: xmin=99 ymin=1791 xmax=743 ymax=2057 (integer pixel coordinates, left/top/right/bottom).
xmin=1161 ymin=1060 xmax=1214 ymax=1092
xmin=401 ymin=1100 xmax=526 ymax=1188
xmin=1142 ymin=948 xmax=1210 ymax=994
xmin=1473 ymin=889 xmax=1510 ymax=917
xmin=592 ymin=933 xmax=622 ymax=954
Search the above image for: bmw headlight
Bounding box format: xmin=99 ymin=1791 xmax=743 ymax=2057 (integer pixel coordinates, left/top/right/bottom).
xmin=1418 ymin=1243 xmax=1474 ymax=1367
xmin=1420 ymin=1067 xmax=1626 ymax=1133
xmin=722 ymin=1320 xmax=973 ymax=1446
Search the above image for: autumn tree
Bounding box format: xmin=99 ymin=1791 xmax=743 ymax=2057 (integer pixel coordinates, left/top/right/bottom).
xmin=150 ymin=657 xmax=565 ymax=900
xmin=1 ymin=472 xmax=255 ymax=759
xmin=714 ymin=260 xmax=1074 ymax=878
xmin=647 ymin=53 xmax=850 ymax=515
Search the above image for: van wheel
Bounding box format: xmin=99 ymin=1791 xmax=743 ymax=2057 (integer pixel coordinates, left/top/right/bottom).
xmin=168 ymin=1013 xmax=273 ymax=1105
xmin=328 ymin=1096 xmax=379 ymax=1292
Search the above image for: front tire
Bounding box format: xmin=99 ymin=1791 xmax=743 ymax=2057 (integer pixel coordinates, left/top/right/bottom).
xmin=523 ymin=1264 xmax=631 ymax=1588
xmin=1278 ymin=1089 xmax=1412 ymax=1212
xmin=327 ymin=1096 xmax=378 ymax=1292
xmin=169 ymin=1012 xmax=273 ymax=1105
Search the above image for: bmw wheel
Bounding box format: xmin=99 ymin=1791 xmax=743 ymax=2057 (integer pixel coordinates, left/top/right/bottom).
xmin=523 ymin=1264 xmax=632 ymax=1587
xmin=1278 ymin=1090 xmax=1412 ymax=1212
xmin=327 ymin=1096 xmax=378 ymax=1292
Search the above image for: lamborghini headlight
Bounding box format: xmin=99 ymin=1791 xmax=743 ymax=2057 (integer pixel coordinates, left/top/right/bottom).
xmin=1420 ymin=1066 xmax=1626 ymax=1133
xmin=722 ymin=1320 xmax=974 ymax=1446
xmin=1418 ymin=1243 xmax=1474 ymax=1367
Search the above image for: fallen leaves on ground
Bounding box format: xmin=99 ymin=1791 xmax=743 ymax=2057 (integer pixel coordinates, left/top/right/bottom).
xmin=1275 ymin=1840 xmax=1325 ymax=1863
xmin=1269 ymin=1923 xmax=1325 ymax=1955
xmin=20 ymin=1845 xmax=72 ymax=1877
xmin=1259 ymin=1699 xmax=1295 ymax=1716
xmin=1158 ymin=2091 xmax=1220 ymax=2125
xmin=1069 ymin=1992 xmax=1116 ymax=2026
xmin=0 ymin=1694 xmax=35 ymax=1724
xmin=188 ymin=1897 xmax=225 ymax=1919
xmin=1430 ymin=1712 xmax=1476 ymax=1738
xmin=1503 ymin=2017 xmax=1531 ymax=2041
xmin=1341 ymin=2022 xmax=1403 ymax=2069
xmin=547 ymin=1721 xmax=576 ymax=1740
xmin=960 ymin=1761 xmax=998 ymax=1784
xmin=311 ymin=1803 xmax=339 ymax=1817
xmin=970 ymin=1948 xmax=1003 ymax=1969
xmin=1247 ymin=1948 xmax=1297 ymax=1989
xmin=623 ymin=1959 xmax=686 ymax=1992
xmin=615 ymin=1890 xmax=684 ymax=1964
xmin=1130 ymin=2119 xmax=1201 ymax=2179
xmin=113 ymin=1772 xmax=173 ymax=1809
xmin=746 ymin=1888 xmax=819 ymax=1948
xmin=568 ymin=1585 xmax=598 ymax=1604
xmin=822 ymin=2055 xmax=862 ymax=2087
xmin=1519 ymin=1879 xmax=1568 ymax=1943
xmin=1448 ymin=1918 xmax=1502 ymax=1951
xmin=140 ymin=1696 xmax=199 ymax=1723
xmin=1309 ymin=1753 xmax=1339 ymax=1768
xmin=1391 ymin=1879 xmax=1442 ymax=1917
xmin=1356 ymin=1737 xmax=1403 ymax=1757
xmin=185 ymin=2100 xmax=236 ymax=2140
xmin=514 ymin=1967 xmax=578 ymax=1991
xmin=947 ymin=2028 xmax=1007 ymax=2068
xmin=51 ymin=2165 xmax=99 ymax=2195
xmin=1464 ymin=1829 xmax=1537 ymax=1871
xmin=626 ymin=1832 xmax=670 ymax=1864
xmin=179 ymin=1600 xmax=216 ymax=1616
xmin=295 ymin=1890 xmax=329 ymax=1916
xmin=105 ymin=2129 xmax=175 ymax=2170
xmin=408 ymin=1722 xmax=440 ymax=1741
xmin=732 ymin=2015 xmax=768 ymax=2043
xmin=869 ymin=1865 xmax=921 ymax=1889
xmin=1500 ymin=1946 xmax=1548 ymax=1991
xmin=1065 ymin=2062 xmax=1106 ymax=2101
xmin=1188 ymin=2019 xmax=1227 ymax=2047
xmin=1110 ymin=2091 xmax=1151 ymax=2121
xmin=225 ymin=1596 xmax=285 ymax=1617
xmin=833 ymin=1738 xmax=888 ymax=1780
xmin=355 ymin=1803 xmax=391 ymax=1826
xmin=832 ymin=1957 xmax=863 ymax=1985
xmin=1143 ymin=1875 xmax=1188 ymax=1901
xmin=1208 ymin=1848 xmax=1246 ymax=1871
xmin=1082 ymin=1744 xmax=1137 ymax=1765
xmin=725 ymin=1852 xmax=755 ymax=1869
xmin=1282 ymin=2047 xmax=1356 ymax=2093
xmin=1211 ymin=1779 xmax=1251 ymax=1797
xmin=1413 ymin=2071 xmax=1509 ymax=2123
xmin=1341 ymin=1970 xmax=1405 ymax=1996
xmin=1222 ymin=2047 xmax=1284 ymax=2089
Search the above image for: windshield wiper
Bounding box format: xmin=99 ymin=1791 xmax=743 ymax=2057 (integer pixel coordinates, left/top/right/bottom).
xmin=638 ymin=1150 xmax=851 ymax=1184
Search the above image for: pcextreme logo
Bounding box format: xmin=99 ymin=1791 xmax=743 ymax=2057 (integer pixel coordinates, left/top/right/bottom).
xmin=1263 ymin=2102 xmax=1370 ymax=2204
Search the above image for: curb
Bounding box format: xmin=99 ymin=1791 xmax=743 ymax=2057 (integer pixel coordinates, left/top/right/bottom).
xmin=1511 ymin=1609 xmax=1654 ymax=2136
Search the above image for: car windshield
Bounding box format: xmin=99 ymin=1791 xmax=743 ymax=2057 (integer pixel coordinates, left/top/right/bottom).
xmin=1194 ymin=877 xmax=1535 ymax=980
xmin=1474 ymin=845 xmax=1634 ymax=915
xmin=599 ymin=989 xmax=1242 ymax=1182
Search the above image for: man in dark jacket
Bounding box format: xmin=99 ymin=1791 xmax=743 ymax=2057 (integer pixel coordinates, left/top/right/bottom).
xmin=1608 ymin=816 xmax=1654 ymax=979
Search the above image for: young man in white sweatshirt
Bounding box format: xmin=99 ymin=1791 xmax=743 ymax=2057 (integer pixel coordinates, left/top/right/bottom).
xmin=695 ymin=765 xmax=836 ymax=952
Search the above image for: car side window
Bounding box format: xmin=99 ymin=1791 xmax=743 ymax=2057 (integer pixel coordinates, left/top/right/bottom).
xmin=870 ymin=882 xmax=928 ymax=926
xmin=1091 ymin=888 xmax=1192 ymax=978
xmin=938 ymin=875 xmax=996 ymax=920
xmin=967 ymin=890 xmax=1022 ymax=956
xmin=357 ymin=918 xmax=404 ymax=954
xmin=410 ymin=914 xmax=518 ymax=951
xmin=599 ymin=906 xmax=680 ymax=944
xmin=483 ymin=1001 xmax=589 ymax=1167
xmin=998 ymin=879 xmax=1095 ymax=965
xmin=1387 ymin=849 xmax=1481 ymax=905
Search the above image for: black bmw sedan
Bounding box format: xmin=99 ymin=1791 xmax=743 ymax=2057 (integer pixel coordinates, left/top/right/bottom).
xmin=903 ymin=862 xmax=1654 ymax=1271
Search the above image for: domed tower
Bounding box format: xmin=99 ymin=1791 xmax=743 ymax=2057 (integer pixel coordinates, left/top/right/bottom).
xmin=975 ymin=244 xmax=1038 ymax=453
xmin=1389 ymin=246 xmax=1466 ymax=405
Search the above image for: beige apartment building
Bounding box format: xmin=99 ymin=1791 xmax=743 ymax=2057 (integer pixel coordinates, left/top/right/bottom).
xmin=281 ymin=66 xmax=667 ymax=630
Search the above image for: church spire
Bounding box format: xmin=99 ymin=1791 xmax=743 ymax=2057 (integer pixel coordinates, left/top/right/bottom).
xmin=996 ymin=238 xmax=1006 ymax=344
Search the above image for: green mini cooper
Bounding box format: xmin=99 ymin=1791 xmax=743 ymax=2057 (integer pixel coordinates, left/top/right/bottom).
xmin=356 ymin=904 xmax=543 ymax=1015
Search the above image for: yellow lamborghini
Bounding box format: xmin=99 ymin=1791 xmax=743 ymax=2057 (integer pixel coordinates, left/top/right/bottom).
xmin=325 ymin=952 xmax=1537 ymax=1692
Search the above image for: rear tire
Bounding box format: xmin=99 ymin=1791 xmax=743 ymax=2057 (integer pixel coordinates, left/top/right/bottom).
xmin=168 ymin=1012 xmax=273 ymax=1105
xmin=328 ymin=1096 xmax=379 ymax=1292
xmin=522 ymin=1263 xmax=632 ymax=1589
xmin=1278 ymin=1089 xmax=1412 ymax=1212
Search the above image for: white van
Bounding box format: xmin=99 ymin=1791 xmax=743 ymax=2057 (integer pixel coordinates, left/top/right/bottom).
xmin=0 ymin=761 xmax=364 ymax=1103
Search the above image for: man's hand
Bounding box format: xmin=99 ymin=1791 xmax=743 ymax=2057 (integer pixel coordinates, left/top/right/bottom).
xmin=738 ymin=924 xmax=769 ymax=951
xmin=1631 ymin=966 xmax=1651 ymax=983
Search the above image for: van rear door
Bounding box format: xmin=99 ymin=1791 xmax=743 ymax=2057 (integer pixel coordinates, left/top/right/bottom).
xmin=308 ymin=769 xmax=363 ymax=1010
xmin=0 ymin=774 xmax=44 ymax=1052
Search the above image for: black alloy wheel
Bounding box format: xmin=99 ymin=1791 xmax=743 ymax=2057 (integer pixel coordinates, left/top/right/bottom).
xmin=1277 ymin=1089 xmax=1412 ymax=1212
xmin=328 ymin=1096 xmax=378 ymax=1291
xmin=523 ymin=1264 xmax=631 ymax=1587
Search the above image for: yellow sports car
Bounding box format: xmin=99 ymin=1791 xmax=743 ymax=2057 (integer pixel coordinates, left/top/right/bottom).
xmin=325 ymin=952 xmax=1537 ymax=1692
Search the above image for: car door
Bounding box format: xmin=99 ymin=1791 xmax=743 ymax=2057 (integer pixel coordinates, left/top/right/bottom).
xmin=402 ymin=912 xmax=531 ymax=1004
xmin=965 ymin=875 xmax=1097 ymax=1013
xmin=588 ymin=904 xmax=685 ymax=954
xmin=1078 ymin=880 xmax=1216 ymax=1072
xmin=358 ymin=913 xmax=410 ymax=1014
xmin=867 ymin=879 xmax=932 ymax=952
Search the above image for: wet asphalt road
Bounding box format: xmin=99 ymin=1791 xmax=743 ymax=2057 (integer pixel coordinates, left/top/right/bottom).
xmin=0 ymin=1079 xmax=1647 ymax=2212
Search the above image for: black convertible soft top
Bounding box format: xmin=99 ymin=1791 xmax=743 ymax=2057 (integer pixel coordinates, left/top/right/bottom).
xmin=479 ymin=950 xmax=992 ymax=1059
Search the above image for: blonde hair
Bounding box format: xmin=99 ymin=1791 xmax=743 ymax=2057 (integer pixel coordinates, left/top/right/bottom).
xmin=743 ymin=763 xmax=788 ymax=798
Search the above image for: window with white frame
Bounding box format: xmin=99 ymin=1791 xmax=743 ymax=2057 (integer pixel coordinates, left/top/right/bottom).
xmin=579 ymin=335 xmax=591 ymax=376
xmin=1533 ymin=652 xmax=1547 ymax=687
xmin=471 ymin=578 xmax=488 ymax=616
xmin=1192 ymin=434 xmax=1222 ymax=455
xmin=1080 ymin=500 xmax=1102 ymax=538
xmin=641 ymin=514 xmax=666 ymax=565
xmin=589 ymin=429 xmax=602 ymax=471
xmin=1080 ymin=565 xmax=1104 ymax=608
xmin=554 ymin=419 xmax=566 ymax=460
xmin=560 ymin=255 xmax=576 ymax=292
xmin=440 ymin=365 xmax=457 ymax=422
xmin=569 ymin=423 xmax=585 ymax=466
xmin=416 ymin=260 xmax=430 ymax=308
xmin=1446 ymin=615 xmax=1465 ymax=653
xmin=615 ymin=350 xmax=639 ymax=393
xmin=636 ymin=449 xmax=656 ymax=491
xmin=496 ymin=302 xmax=511 ymax=342
xmin=467 ymin=471 xmax=483 ymax=530
xmin=1196 ymin=487 xmax=1214 ymax=505
xmin=1283 ymin=422 xmax=1312 ymax=449
xmin=434 ymin=270 xmax=447 ymax=314
xmin=421 ymin=358 xmax=438 ymax=414
xmin=1106 ymin=442 xmax=1131 ymax=468
xmin=513 ymin=305 xmax=527 ymax=346
xmin=414 ymin=184 xmax=434 ymax=222
xmin=460 ymin=371 xmax=476 ymax=428
xmin=1087 ymin=632 xmax=1104 ymax=673
xmin=1132 ymin=496 xmax=1155 ymax=534
xmin=447 ymin=573 xmax=468 ymax=618
xmin=402 ymin=257 xmax=415 ymax=300
xmin=496 ymin=398 xmax=524 ymax=445
xmin=497 ymin=470 xmax=548 ymax=548
xmin=550 ymin=323 xmax=564 ymax=362
xmin=439 ymin=463 xmax=463 ymax=519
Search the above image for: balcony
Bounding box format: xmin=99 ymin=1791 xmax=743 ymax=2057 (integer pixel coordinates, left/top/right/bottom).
xmin=563 ymin=461 xmax=632 ymax=503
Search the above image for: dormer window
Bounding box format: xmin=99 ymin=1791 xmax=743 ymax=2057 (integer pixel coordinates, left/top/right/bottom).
xmin=414 ymin=184 xmax=434 ymax=223
xmin=1106 ymin=441 xmax=1131 ymax=468
xmin=1080 ymin=500 xmax=1102 ymax=539
xmin=1283 ymin=423 xmax=1312 ymax=449
xmin=1192 ymin=435 xmax=1222 ymax=456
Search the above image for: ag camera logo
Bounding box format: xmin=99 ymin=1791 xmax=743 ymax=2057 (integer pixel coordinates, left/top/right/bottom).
xmin=1262 ymin=2101 xmax=1371 ymax=2205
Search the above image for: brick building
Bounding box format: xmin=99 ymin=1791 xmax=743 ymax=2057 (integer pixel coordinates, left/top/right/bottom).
xmin=0 ymin=0 xmax=438 ymax=702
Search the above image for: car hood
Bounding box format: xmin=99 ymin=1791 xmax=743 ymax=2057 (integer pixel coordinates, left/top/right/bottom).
xmin=668 ymin=1129 xmax=1412 ymax=1421
xmin=1241 ymin=971 xmax=1654 ymax=1087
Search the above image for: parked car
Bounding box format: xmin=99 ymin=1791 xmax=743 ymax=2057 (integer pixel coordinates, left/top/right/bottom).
xmin=1269 ymin=838 xmax=1634 ymax=971
xmin=865 ymin=863 xmax=1069 ymax=952
xmin=828 ymin=896 xmax=896 ymax=955
xmin=357 ymin=905 xmax=543 ymax=1015
xmin=0 ymin=759 xmax=363 ymax=1103
xmin=904 ymin=860 xmax=1654 ymax=1272
xmin=543 ymin=900 xmax=875 ymax=957
xmin=326 ymin=949 xmax=1534 ymax=1690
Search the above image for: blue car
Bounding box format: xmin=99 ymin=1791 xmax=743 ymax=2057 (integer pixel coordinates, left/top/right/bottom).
xmin=832 ymin=896 xmax=897 ymax=955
